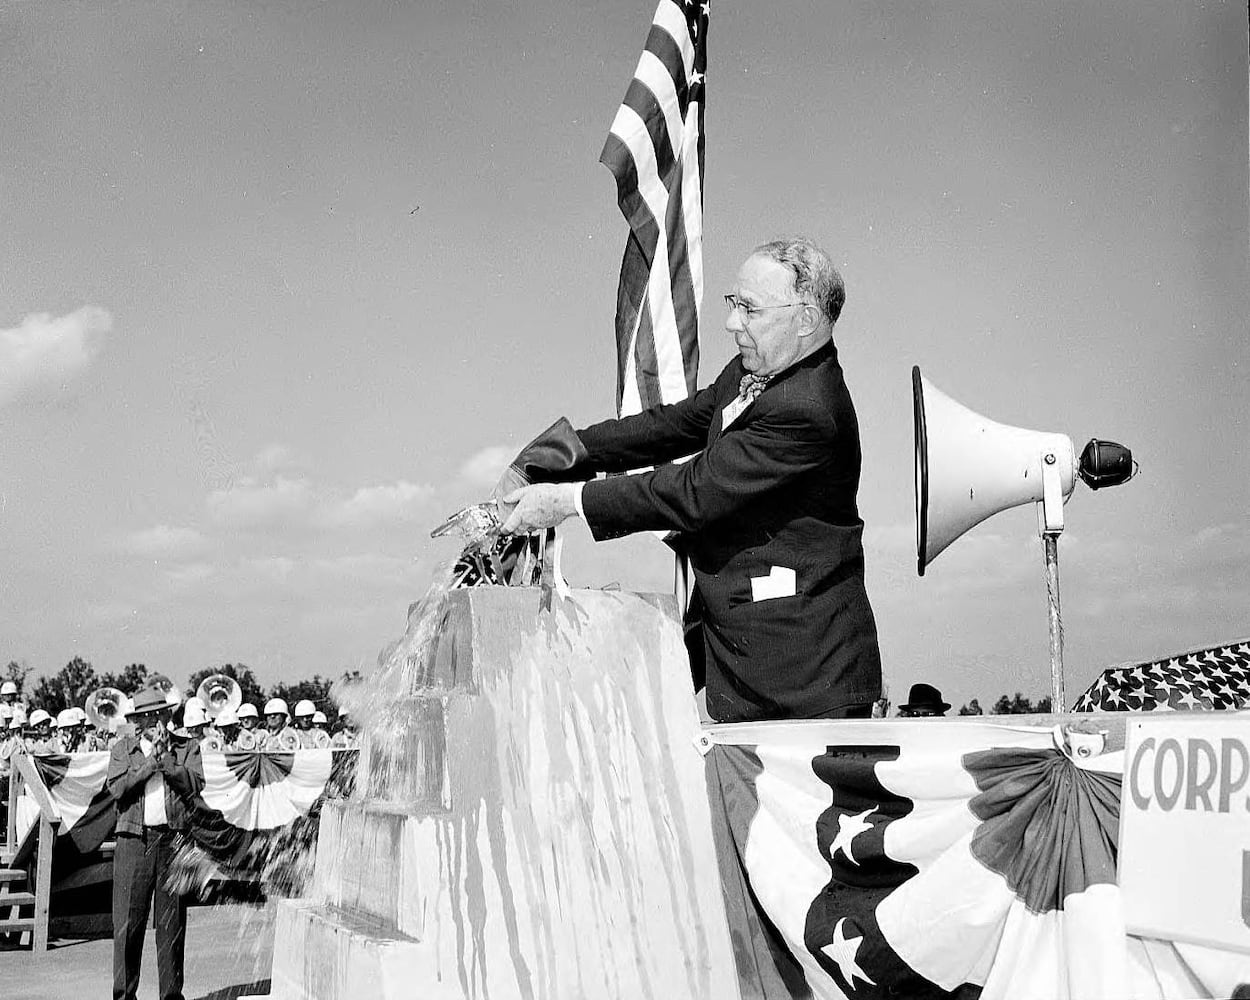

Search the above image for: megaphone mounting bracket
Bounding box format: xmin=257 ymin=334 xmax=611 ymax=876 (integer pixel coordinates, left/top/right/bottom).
xmin=1038 ymin=454 xmax=1066 ymax=535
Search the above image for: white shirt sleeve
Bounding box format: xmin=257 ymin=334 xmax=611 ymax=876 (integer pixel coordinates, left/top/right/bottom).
xmin=572 ymin=482 xmax=586 ymax=520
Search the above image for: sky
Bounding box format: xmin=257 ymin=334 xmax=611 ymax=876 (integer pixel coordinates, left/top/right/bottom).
xmin=1 ymin=0 xmax=1246 ymax=712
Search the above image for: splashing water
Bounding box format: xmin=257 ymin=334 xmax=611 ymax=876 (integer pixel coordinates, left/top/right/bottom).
xmin=333 ymin=561 xmax=459 ymax=807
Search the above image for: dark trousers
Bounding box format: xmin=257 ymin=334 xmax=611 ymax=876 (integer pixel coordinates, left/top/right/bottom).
xmin=112 ymin=826 xmax=187 ymax=1000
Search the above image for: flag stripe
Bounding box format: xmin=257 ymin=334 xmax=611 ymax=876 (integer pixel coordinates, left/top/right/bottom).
xmin=679 ymin=103 xmax=705 ymax=338
xmin=651 ymin=1 xmax=696 ymax=83
xmin=602 ymin=0 xmax=707 ymax=416
xmin=624 ymin=64 xmax=678 ymax=183
xmin=662 ymin=154 xmax=701 ymax=397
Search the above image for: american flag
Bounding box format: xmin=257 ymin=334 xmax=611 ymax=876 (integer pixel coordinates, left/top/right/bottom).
xmin=1073 ymin=637 xmax=1250 ymax=712
xmin=601 ymin=0 xmax=708 ymax=417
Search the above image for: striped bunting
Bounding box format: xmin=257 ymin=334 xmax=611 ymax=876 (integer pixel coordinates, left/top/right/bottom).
xmin=26 ymin=748 xmax=357 ymax=875
xmin=703 ymin=720 xmax=1244 ymax=998
xmin=601 ymin=0 xmax=708 ymax=416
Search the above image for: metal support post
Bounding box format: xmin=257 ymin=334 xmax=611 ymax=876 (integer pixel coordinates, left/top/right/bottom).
xmin=1043 ymin=531 xmax=1065 ymax=711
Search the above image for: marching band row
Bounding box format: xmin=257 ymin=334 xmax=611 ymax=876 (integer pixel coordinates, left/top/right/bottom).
xmin=0 ymin=675 xmax=361 ymax=762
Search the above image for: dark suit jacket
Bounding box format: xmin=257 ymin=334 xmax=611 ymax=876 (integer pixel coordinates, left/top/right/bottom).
xmin=577 ymin=341 xmax=882 ymax=723
xmin=107 ymin=736 xmax=191 ymax=835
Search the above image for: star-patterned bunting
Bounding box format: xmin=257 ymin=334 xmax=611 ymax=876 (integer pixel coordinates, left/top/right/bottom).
xmin=1074 ymin=639 xmax=1250 ymax=712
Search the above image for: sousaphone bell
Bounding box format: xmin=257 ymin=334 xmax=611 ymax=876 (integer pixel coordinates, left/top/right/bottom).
xmin=85 ymin=687 xmax=128 ymax=733
xmin=196 ymin=674 xmax=243 ymax=721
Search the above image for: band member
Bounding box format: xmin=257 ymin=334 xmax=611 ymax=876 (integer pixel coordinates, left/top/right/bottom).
xmin=53 ymin=709 xmax=87 ymax=753
xmin=212 ymin=706 xmax=241 ymax=750
xmin=107 ymin=686 xmax=191 ymax=1000
xmin=237 ymin=702 xmax=259 ymax=733
xmin=331 ymin=709 xmax=359 ymax=749
xmin=24 ymin=709 xmax=57 ymax=754
xmin=292 ymin=700 xmax=329 ymax=748
xmin=0 ymin=680 xmax=26 ymax=717
xmin=260 ymin=698 xmax=299 ymax=751
xmin=180 ymin=701 xmax=210 ymax=741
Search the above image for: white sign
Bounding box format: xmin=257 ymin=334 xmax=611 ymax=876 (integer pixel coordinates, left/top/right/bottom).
xmin=1120 ymin=714 xmax=1250 ymax=953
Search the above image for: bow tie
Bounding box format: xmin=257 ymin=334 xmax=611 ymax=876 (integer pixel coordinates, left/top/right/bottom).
xmin=738 ymin=373 xmax=773 ymax=404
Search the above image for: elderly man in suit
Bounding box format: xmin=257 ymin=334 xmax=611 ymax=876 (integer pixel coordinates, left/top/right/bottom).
xmin=107 ymin=686 xmax=192 ymax=1000
xmin=500 ymin=236 xmax=882 ymax=724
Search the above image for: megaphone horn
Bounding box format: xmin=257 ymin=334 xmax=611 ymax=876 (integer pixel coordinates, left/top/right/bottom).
xmin=913 ymin=366 xmax=1076 ymax=576
xmin=196 ymin=674 xmax=243 ymax=721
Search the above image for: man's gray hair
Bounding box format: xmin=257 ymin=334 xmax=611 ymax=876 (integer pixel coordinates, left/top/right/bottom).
xmin=752 ymin=237 xmax=846 ymax=326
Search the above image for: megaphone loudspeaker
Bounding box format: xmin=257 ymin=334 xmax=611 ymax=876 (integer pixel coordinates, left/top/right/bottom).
xmin=913 ymin=366 xmax=1076 ymax=575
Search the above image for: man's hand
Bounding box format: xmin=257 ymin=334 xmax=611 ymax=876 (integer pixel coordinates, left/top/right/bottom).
xmin=498 ymin=483 xmax=578 ymax=535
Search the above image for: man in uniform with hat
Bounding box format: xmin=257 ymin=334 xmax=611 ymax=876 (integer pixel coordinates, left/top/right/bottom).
xmin=0 ymin=708 xmax=16 ymax=830
xmin=331 ymin=708 xmax=359 ymax=749
xmin=24 ymin=709 xmax=57 ymax=754
xmin=896 ymin=683 xmax=951 ymax=718
xmin=53 ymin=709 xmax=87 ymax=753
xmin=0 ymin=679 xmax=25 ymax=716
xmin=233 ymin=703 xmax=260 ymax=749
xmin=179 ymin=701 xmax=210 ymax=742
xmin=211 ymin=706 xmax=241 ymax=750
xmin=107 ymin=685 xmax=193 ymax=1000
xmin=260 ymin=698 xmax=297 ymax=751
xmin=292 ymin=700 xmax=328 ymax=748
xmin=236 ymin=703 xmax=259 ymax=731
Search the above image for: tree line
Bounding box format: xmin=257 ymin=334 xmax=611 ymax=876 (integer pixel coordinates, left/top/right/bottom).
xmin=2 ymin=657 xmax=361 ymax=718
xmin=956 ymin=693 xmax=1054 ymax=716
xmin=6 ymin=656 xmax=1055 ymax=720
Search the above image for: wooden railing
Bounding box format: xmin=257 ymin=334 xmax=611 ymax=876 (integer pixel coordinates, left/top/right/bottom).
xmin=4 ymin=752 xmax=62 ymax=953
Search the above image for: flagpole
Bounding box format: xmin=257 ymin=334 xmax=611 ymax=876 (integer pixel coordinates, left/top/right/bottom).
xmin=1043 ymin=531 xmax=1065 ymax=711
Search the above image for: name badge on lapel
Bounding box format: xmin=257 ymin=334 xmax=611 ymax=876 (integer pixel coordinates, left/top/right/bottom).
xmin=721 ymin=396 xmax=749 ymax=430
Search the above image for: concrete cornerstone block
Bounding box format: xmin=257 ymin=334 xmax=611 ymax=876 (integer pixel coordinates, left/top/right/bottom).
xmin=268 ymin=587 xmax=740 ymax=1000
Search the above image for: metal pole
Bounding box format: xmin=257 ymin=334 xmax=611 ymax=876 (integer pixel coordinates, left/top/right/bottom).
xmin=1043 ymin=531 xmax=1065 ymax=711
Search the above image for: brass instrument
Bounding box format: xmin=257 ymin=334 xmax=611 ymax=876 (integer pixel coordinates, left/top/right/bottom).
xmin=85 ymin=688 xmax=127 ymax=733
xmin=195 ymin=674 xmax=243 ymax=721
xmin=148 ymin=673 xmax=182 ymax=708
xmin=235 ymin=729 xmax=257 ymax=751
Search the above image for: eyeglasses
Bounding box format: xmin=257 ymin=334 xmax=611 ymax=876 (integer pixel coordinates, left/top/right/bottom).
xmin=724 ymin=294 xmax=808 ymax=322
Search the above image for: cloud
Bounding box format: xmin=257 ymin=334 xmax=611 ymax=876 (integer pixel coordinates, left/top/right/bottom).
xmin=317 ymin=480 xmax=434 ymax=528
xmin=252 ymin=444 xmax=300 ymax=474
xmin=457 ymin=445 xmax=514 ymax=488
xmin=0 ymin=306 xmax=111 ymax=405
xmin=163 ymin=562 xmax=215 ymax=587
xmin=205 ymin=472 xmax=435 ymax=533
xmin=121 ymin=525 xmax=208 ymax=559
xmin=206 ymin=476 xmax=315 ymax=528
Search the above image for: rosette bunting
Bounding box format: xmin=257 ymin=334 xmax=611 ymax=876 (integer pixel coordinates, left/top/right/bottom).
xmin=27 ymin=749 xmax=357 ymax=872
xmin=22 ymin=751 xmax=116 ymax=853
xmin=704 ymin=720 xmax=1246 ymax=999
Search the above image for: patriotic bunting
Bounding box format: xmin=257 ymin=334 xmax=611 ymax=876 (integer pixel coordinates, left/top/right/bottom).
xmin=26 ymin=749 xmax=357 ymax=878
xmin=1074 ymin=638 xmax=1250 ymax=712
xmin=703 ymin=719 xmax=1248 ymax=999
xmin=23 ymin=751 xmax=116 ymax=853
